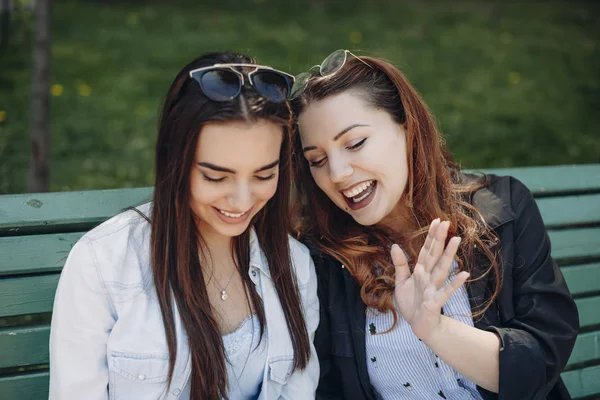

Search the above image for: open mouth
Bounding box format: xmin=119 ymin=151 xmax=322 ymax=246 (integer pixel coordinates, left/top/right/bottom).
xmin=341 ymin=180 xmax=377 ymax=210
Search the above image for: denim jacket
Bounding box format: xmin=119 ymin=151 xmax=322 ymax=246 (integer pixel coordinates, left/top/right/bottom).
xmin=49 ymin=203 xmax=320 ymax=400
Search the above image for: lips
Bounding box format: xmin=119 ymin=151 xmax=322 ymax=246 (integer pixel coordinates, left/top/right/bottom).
xmin=218 ymin=209 xmax=245 ymax=218
xmin=341 ymin=180 xmax=375 ymax=203
xmin=213 ymin=206 xmax=252 ymax=224
xmin=341 ymin=180 xmax=377 ymax=211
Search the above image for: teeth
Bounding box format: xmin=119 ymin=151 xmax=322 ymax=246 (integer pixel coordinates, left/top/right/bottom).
xmin=352 ymin=183 xmax=375 ymax=203
xmin=342 ymin=180 xmax=374 ymax=199
xmin=219 ymin=209 xmax=245 ymax=218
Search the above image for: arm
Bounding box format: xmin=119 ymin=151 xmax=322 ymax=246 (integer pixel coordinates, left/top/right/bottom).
xmin=478 ymin=179 xmax=579 ymax=399
xmin=421 ymin=315 xmax=500 ymax=392
xmin=49 ymin=239 xmax=116 ymax=400
xmin=280 ymin=253 xmax=320 ymax=399
xmin=392 ymin=221 xmax=500 ymax=392
xmin=397 ymin=181 xmax=578 ymax=398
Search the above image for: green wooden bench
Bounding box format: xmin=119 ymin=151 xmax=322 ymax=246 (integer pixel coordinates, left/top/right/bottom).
xmin=1 ymin=164 xmax=599 ymax=400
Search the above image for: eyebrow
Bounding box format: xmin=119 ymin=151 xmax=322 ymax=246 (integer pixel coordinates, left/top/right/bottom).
xmin=198 ymin=159 xmax=279 ymax=174
xmin=302 ymin=123 xmax=370 ymax=153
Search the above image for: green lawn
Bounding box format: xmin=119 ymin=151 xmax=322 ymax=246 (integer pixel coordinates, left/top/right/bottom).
xmin=1 ymin=0 xmax=599 ymax=194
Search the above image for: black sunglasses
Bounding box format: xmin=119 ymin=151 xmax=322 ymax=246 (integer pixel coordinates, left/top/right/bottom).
xmin=290 ymin=49 xmax=372 ymax=99
xmin=188 ymin=63 xmax=295 ymax=103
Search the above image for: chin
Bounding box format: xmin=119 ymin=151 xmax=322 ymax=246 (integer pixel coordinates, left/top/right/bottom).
xmin=351 ymin=213 xmax=382 ymax=227
xmin=212 ymin=221 xmax=252 ymax=238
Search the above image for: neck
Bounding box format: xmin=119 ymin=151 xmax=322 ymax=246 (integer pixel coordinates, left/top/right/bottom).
xmin=377 ymin=200 xmax=415 ymax=236
xmin=198 ymin=226 xmax=235 ymax=267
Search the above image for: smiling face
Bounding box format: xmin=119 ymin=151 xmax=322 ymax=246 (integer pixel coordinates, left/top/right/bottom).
xmin=190 ymin=119 xmax=283 ymax=240
xmin=297 ymin=91 xmax=409 ymax=227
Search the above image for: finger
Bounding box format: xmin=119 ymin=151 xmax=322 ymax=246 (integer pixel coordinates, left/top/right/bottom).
xmin=425 ymin=220 xmax=450 ymax=273
xmin=391 ymin=244 xmax=411 ymax=282
xmin=431 ymin=236 xmax=461 ymax=288
xmin=436 ymin=271 xmax=470 ymax=305
xmin=417 ymin=218 xmax=441 ymax=266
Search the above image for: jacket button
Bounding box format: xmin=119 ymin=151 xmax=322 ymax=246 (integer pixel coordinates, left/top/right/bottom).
xmin=137 ymin=374 xmax=146 ymax=380
xmin=251 ymin=270 xmax=257 ymax=277
xmin=172 ymin=388 xmax=181 ymax=395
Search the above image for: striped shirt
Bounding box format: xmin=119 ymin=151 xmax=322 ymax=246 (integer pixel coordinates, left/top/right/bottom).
xmin=365 ymin=261 xmax=484 ymax=400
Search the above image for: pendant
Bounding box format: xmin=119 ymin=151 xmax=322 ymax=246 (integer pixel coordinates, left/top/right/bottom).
xmin=221 ymin=290 xmax=228 ymax=301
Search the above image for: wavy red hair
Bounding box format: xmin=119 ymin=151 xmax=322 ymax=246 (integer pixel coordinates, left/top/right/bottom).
xmin=291 ymin=55 xmax=501 ymax=326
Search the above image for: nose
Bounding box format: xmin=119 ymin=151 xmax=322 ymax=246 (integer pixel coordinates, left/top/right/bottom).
xmin=328 ymin=153 xmax=353 ymax=184
xmin=227 ymin=181 xmax=253 ymax=211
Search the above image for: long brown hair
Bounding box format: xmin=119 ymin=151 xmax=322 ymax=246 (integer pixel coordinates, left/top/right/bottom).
xmin=151 ymin=52 xmax=310 ymax=399
xmin=292 ymin=55 xmax=501 ymax=325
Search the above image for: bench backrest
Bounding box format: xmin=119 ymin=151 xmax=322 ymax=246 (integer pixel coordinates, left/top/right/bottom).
xmin=1 ymin=165 xmax=599 ymax=399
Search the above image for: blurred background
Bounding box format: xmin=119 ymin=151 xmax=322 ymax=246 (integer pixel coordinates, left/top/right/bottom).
xmin=0 ymin=0 xmax=598 ymax=194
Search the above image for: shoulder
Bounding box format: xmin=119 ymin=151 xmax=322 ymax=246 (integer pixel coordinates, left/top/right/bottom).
xmin=80 ymin=202 xmax=151 ymax=247
xmin=70 ymin=203 xmax=152 ymax=282
xmin=461 ymin=172 xmax=534 ymax=228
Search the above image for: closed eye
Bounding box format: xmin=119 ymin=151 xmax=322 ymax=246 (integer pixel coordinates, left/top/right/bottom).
xmin=256 ymin=174 xmax=276 ymax=181
xmin=203 ymin=175 xmax=226 ymax=182
xmin=347 ymin=138 xmax=367 ymax=150
xmin=309 ymin=157 xmax=326 ymax=168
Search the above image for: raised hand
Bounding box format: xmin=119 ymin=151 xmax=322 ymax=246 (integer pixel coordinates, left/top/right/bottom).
xmin=392 ymin=219 xmax=470 ymax=340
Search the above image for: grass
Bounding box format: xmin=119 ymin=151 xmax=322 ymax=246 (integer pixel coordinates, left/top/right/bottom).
xmin=0 ymin=0 xmax=599 ymax=194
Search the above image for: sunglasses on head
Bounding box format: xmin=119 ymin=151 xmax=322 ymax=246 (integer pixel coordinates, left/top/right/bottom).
xmin=290 ymin=49 xmax=372 ymax=99
xmin=188 ymin=63 xmax=295 ymax=103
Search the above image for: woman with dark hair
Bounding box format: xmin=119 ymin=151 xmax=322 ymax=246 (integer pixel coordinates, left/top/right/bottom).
xmin=49 ymin=52 xmax=319 ymax=400
xmin=291 ymin=50 xmax=578 ymax=399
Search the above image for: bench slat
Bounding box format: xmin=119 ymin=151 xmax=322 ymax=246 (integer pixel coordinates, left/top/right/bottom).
xmin=0 ymin=325 xmax=50 ymax=368
xmin=0 ymin=165 xmax=598 ymax=236
xmin=0 ymin=371 xmax=49 ymax=400
xmin=1 ymin=261 xmax=597 ymax=320
xmin=576 ymin=296 xmax=600 ymax=328
xmin=549 ymin=228 xmax=600 ymax=261
xmin=1 ymin=271 xmax=595 ymax=327
xmin=0 ymin=275 xmax=60 ymax=317
xmin=562 ymin=263 xmax=600 ymax=296
xmin=536 ymin=194 xmax=600 ymax=228
xmin=0 ymin=187 xmax=152 ymax=235
xmin=0 ymin=232 xmax=83 ymax=276
xmin=0 ymin=368 xmax=596 ymax=400
xmin=3 ymin=321 xmax=598 ymax=371
xmin=562 ymin=364 xmax=600 ymax=399
xmin=481 ymin=165 xmax=600 ymax=195
xmin=567 ymin=331 xmax=600 ymax=367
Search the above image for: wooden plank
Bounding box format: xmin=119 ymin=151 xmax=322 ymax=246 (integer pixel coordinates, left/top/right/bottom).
xmin=0 ymin=275 xmax=59 ymax=318
xmin=576 ymin=296 xmax=600 ymax=328
xmin=0 ymin=371 xmax=49 ymax=400
xmin=549 ymin=228 xmax=600 ymax=261
xmin=0 ymin=232 xmax=83 ymax=276
xmin=477 ymin=164 xmax=600 ymax=196
xmin=567 ymin=331 xmax=600 ymax=367
xmin=536 ymin=194 xmax=600 ymax=228
xmin=562 ymin=263 xmax=600 ymax=296
xmin=0 ymin=187 xmax=152 ymax=235
xmin=562 ymin=365 xmax=600 ymax=399
xmin=0 ymin=325 xmax=50 ymax=368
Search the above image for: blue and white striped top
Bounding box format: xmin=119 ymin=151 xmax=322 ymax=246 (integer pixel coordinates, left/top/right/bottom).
xmin=365 ymin=261 xmax=484 ymax=400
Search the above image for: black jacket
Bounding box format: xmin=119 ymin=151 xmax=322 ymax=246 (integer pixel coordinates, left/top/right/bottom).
xmin=309 ymin=174 xmax=579 ymax=400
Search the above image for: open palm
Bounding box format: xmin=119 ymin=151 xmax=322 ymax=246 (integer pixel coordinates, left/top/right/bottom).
xmin=392 ymin=219 xmax=470 ymax=340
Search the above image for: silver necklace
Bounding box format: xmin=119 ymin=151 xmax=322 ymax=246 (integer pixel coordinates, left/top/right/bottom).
xmin=216 ymin=267 xmax=236 ymax=301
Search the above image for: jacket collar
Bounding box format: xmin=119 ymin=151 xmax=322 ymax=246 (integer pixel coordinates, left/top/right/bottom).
xmin=249 ymin=228 xmax=271 ymax=278
xmin=469 ymin=178 xmax=516 ymax=229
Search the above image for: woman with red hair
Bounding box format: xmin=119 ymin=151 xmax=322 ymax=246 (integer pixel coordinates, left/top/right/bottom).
xmin=291 ymin=50 xmax=578 ymax=400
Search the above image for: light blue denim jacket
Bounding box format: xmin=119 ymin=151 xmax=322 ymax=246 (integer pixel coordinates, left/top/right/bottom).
xmin=49 ymin=203 xmax=320 ymax=399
